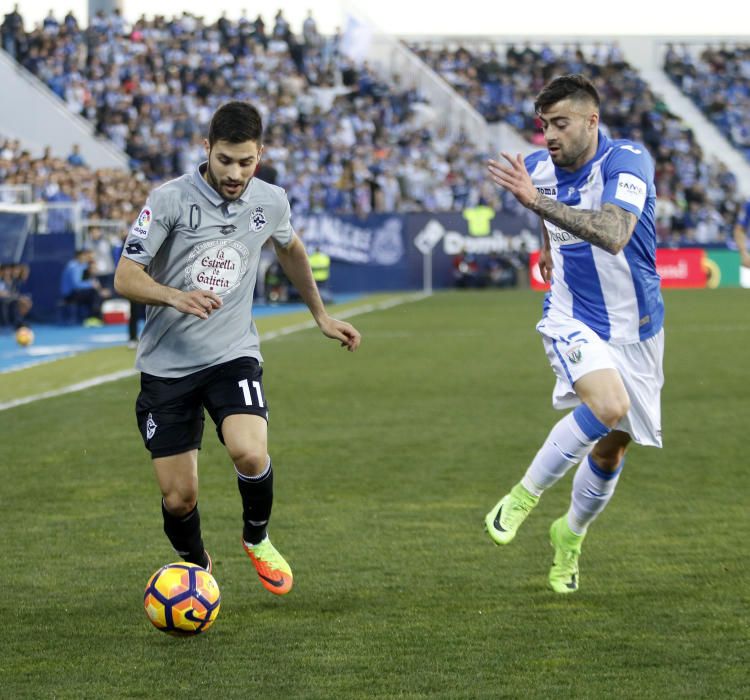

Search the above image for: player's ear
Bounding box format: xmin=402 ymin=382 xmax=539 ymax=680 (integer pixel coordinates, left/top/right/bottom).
xmin=203 ymin=139 xmax=210 ymax=157
xmin=588 ymin=111 xmax=599 ymax=131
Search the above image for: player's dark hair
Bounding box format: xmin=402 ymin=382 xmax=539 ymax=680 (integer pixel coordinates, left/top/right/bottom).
xmin=534 ymin=74 xmax=600 ymax=114
xmin=208 ymin=101 xmax=263 ymax=146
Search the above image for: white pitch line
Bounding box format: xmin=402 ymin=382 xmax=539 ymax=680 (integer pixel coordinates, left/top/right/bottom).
xmin=0 ymin=293 xmax=428 ymax=412
xmin=0 ymin=368 xmax=138 ymax=411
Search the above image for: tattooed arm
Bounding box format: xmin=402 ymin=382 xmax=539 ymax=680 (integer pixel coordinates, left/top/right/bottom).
xmin=487 ymin=152 xmax=638 ymax=255
xmin=530 ymin=199 xmax=636 ymax=255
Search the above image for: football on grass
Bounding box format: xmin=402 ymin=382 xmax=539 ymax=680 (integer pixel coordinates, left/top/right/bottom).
xmin=144 ymin=562 xmax=221 ymax=636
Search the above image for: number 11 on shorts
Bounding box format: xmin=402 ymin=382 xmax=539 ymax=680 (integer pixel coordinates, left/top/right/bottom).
xmin=238 ymin=378 xmax=265 ymax=407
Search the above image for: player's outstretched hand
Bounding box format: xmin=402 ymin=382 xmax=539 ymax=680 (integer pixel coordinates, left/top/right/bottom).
xmin=174 ymin=289 xmax=223 ymax=319
xmin=318 ymin=315 xmax=361 ymax=352
xmin=487 ymin=153 xmax=538 ymax=208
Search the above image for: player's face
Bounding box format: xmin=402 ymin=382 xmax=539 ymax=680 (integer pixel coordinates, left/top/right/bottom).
xmin=538 ymin=99 xmax=599 ymax=171
xmin=204 ymin=139 xmax=262 ymax=201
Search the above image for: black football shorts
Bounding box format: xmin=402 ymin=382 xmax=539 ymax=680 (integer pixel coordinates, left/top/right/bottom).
xmin=135 ymin=357 xmax=268 ymax=458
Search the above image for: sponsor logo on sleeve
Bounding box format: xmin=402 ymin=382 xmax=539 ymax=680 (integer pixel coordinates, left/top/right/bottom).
xmin=131 ymin=207 xmax=152 ymax=239
xmin=614 ymin=173 xmax=647 ymax=210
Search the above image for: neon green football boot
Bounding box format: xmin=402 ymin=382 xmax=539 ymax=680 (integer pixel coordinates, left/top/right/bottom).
xmin=484 ymin=483 xmax=540 ymax=545
xmin=548 ymin=516 xmax=586 ymax=593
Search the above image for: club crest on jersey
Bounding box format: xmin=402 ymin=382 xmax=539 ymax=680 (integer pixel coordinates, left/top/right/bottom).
xmin=250 ymin=207 xmax=267 ymax=232
xmin=131 ymin=208 xmax=152 ymax=239
xmin=566 ymin=346 xmax=583 ymax=364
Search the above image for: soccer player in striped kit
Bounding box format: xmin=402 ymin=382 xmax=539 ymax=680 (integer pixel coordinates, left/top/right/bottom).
xmin=484 ymin=74 xmax=664 ymax=593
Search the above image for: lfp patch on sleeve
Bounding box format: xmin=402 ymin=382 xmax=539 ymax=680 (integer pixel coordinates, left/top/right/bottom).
xmin=614 ymin=173 xmax=647 ymax=211
xmin=131 ymin=208 xmax=152 ymax=239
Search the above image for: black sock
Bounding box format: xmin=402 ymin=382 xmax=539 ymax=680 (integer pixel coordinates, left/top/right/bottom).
xmin=161 ymin=500 xmax=208 ymax=568
xmin=237 ymin=459 xmax=273 ymax=545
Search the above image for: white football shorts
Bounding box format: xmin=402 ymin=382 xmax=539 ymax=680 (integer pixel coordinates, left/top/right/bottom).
xmin=536 ymin=314 xmax=664 ymax=447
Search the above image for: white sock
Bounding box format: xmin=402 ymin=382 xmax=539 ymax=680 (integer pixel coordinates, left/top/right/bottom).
xmin=567 ymin=455 xmax=624 ymax=535
xmin=521 ymin=404 xmax=610 ymax=496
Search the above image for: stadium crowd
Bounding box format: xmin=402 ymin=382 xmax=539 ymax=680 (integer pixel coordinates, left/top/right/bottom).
xmin=2 ymin=7 xmax=499 ymax=219
xmin=663 ymin=43 xmax=750 ymax=164
xmin=0 ymin=7 xmax=747 ymax=248
xmin=409 ymin=40 xmax=744 ymax=245
xmin=0 ymin=136 xmax=151 ymax=227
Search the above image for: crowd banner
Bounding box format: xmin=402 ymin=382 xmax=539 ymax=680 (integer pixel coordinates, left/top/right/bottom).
xmin=293 ymin=213 xmax=406 ymax=266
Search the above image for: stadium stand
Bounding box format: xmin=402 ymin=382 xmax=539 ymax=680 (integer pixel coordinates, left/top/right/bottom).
xmin=4 ymin=9 xmax=748 ymax=242
xmin=2 ymin=9 xmax=750 ymax=319
xmin=6 ymin=9 xmax=496 ymax=216
xmin=408 ymin=40 xmax=744 ymax=245
xmin=663 ymin=43 xmax=750 ymax=164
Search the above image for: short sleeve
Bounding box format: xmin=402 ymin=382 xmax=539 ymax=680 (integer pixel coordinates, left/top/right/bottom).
xmin=601 ymin=143 xmax=654 ymax=217
xmin=270 ymin=198 xmax=294 ymax=248
xmin=121 ymin=187 xmax=178 ymax=265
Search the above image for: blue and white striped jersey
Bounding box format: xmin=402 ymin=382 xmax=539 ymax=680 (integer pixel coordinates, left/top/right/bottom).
xmin=737 ymin=199 xmax=750 ymax=236
xmin=527 ymin=130 xmax=663 ymax=344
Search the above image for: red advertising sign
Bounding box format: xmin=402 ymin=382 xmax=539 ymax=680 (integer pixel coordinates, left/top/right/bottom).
xmin=528 ymin=248 xmax=708 ymax=290
xmin=529 ymin=251 xmax=550 ymax=291
xmin=656 ymin=248 xmax=707 ymax=288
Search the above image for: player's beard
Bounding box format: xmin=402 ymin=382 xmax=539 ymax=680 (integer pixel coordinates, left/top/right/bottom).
xmin=548 ymin=130 xmax=594 ymax=170
xmin=205 ymin=162 xmax=247 ymax=201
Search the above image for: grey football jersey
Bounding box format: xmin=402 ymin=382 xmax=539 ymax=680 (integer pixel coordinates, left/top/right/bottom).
xmin=122 ymin=164 xmax=294 ymax=377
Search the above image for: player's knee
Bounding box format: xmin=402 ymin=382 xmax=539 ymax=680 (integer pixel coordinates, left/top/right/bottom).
xmin=590 ymin=393 xmax=630 ymax=428
xmin=162 ymin=491 xmax=197 ymax=517
xmin=234 ymin=448 xmax=269 ymax=477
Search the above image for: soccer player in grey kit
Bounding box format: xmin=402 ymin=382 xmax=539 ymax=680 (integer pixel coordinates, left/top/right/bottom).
xmin=115 ymin=102 xmax=361 ymax=595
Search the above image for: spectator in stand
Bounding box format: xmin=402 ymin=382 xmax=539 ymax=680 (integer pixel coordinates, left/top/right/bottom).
xmin=67 ymin=144 xmax=86 ymax=167
xmin=1 ymin=3 xmax=23 ymax=58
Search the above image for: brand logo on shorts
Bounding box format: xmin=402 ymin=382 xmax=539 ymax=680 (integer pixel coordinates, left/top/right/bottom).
xmin=566 ymin=346 xmax=583 ymax=364
xmin=250 ymin=207 xmax=267 ymax=232
xmin=146 ymin=413 xmax=157 ymax=440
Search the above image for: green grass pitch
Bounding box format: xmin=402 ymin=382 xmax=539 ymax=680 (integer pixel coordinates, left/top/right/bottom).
xmin=1 ymin=289 xmax=747 ymax=698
